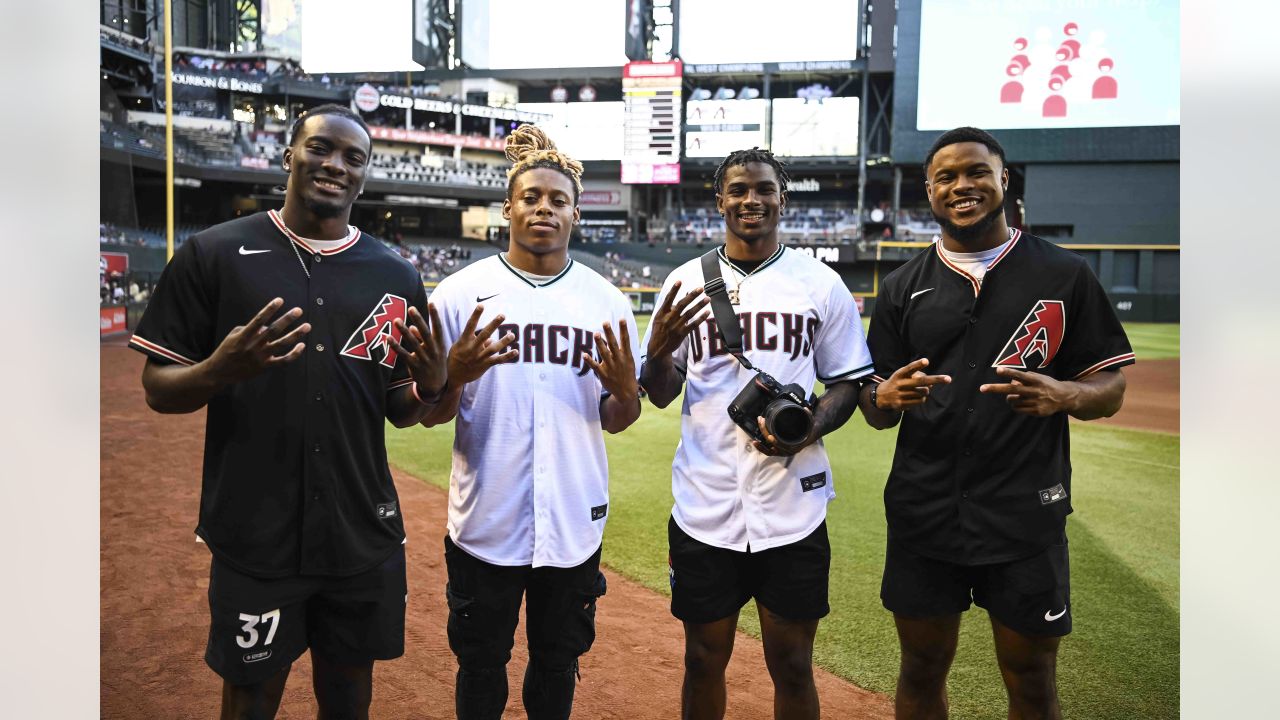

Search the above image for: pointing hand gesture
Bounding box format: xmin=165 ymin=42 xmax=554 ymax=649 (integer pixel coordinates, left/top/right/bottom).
xmin=645 ymin=280 xmax=711 ymax=362
xmin=446 ymin=304 xmax=519 ymax=386
xmin=207 ymin=298 xmax=311 ymax=384
xmin=980 ymin=367 xmax=1075 ymax=417
xmin=874 ymin=358 xmax=951 ymax=411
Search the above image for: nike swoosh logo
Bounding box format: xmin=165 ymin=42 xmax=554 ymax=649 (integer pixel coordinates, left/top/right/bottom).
xmin=910 ymin=288 xmax=935 ymax=300
xmin=239 ymin=246 xmax=271 ymax=255
xmin=1044 ymin=608 xmax=1067 ymax=621
xmin=476 ymin=293 xmax=500 ymax=302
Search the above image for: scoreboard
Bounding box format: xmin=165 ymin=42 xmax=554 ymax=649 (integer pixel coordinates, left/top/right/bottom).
xmin=621 ymin=60 xmax=682 ymax=184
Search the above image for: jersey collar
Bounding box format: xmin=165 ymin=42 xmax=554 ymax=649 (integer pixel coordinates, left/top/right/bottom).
xmin=934 ymin=227 xmax=1022 ymax=296
xmin=497 ymin=252 xmax=575 ymax=288
xmin=268 ymin=209 xmax=361 ymax=255
xmin=717 ymin=243 xmax=785 ymax=278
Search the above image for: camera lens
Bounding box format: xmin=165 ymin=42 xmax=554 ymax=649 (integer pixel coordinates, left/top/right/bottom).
xmin=764 ymin=400 xmax=812 ymax=446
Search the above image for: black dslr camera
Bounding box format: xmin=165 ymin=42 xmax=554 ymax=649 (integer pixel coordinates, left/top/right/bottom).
xmin=728 ymin=372 xmax=815 ymax=448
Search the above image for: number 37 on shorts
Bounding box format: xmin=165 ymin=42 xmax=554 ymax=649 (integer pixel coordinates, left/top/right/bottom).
xmin=236 ymin=608 xmax=281 ymax=652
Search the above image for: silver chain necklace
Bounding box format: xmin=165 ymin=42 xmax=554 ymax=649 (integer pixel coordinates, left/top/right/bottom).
xmin=288 ymin=235 xmax=311 ymax=279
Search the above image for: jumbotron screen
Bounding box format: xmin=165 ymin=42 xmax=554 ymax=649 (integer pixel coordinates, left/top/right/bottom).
xmin=678 ymin=0 xmax=860 ymax=65
xmin=300 ymin=0 xmax=421 ymax=73
xmin=461 ymin=0 xmax=628 ymax=69
xmin=916 ymin=0 xmax=1179 ymax=130
xmin=515 ymin=102 xmax=626 ymax=161
xmin=684 ymin=99 xmax=768 ymax=158
xmin=771 ymin=97 xmax=860 ymax=157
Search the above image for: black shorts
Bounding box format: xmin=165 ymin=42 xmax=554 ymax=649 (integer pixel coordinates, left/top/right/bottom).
xmin=206 ymin=545 xmax=407 ymax=685
xmin=881 ymin=536 xmax=1072 ymax=638
xmin=668 ymin=516 xmax=831 ymax=624
xmin=443 ymin=535 xmax=606 ymax=673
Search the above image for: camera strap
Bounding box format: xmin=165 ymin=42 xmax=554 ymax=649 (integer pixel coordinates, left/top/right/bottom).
xmin=700 ymin=249 xmax=755 ymax=371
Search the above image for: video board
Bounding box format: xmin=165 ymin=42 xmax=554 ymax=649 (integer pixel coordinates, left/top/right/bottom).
xmin=461 ymin=0 xmax=629 ymax=69
xmin=515 ymin=102 xmax=626 ymax=161
xmin=916 ymin=0 xmax=1179 ymax=131
xmin=301 ymin=0 xmax=420 ymax=73
xmin=771 ymin=97 xmax=860 ymax=157
xmin=678 ymin=0 xmax=860 ymax=65
xmin=891 ymin=0 xmax=1179 ymax=163
xmin=684 ymin=99 xmax=768 ymax=158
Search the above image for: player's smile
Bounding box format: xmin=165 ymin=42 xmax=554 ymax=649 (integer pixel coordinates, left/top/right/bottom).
xmin=283 ymin=113 xmax=370 ymax=222
xmin=718 ymin=162 xmax=785 ymax=243
xmin=926 ymin=141 xmax=1008 ymax=246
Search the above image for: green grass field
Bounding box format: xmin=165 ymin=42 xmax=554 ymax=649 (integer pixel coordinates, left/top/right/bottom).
xmin=386 ymin=319 xmax=1179 ymax=719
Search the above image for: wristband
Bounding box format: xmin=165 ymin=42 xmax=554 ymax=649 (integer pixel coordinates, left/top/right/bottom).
xmin=412 ymin=380 xmax=448 ymax=405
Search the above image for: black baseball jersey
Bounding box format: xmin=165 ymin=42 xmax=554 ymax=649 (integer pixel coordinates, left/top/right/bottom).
xmin=868 ymin=229 xmax=1134 ymax=565
xmin=130 ymin=210 xmax=427 ymax=579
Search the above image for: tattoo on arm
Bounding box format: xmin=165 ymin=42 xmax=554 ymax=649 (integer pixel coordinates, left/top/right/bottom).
xmin=812 ymin=380 xmax=862 ymax=438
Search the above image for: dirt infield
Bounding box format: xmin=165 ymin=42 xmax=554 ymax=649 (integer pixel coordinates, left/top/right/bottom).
xmin=1090 ymin=359 xmax=1179 ymax=434
xmin=100 ymin=342 xmax=893 ymax=719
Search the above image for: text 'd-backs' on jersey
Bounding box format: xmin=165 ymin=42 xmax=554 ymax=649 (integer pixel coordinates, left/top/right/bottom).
xmin=129 ymin=211 xmax=426 ymax=578
xmin=868 ymin=230 xmax=1134 ymax=565
xmin=432 ymin=254 xmax=640 ymax=569
xmin=641 ymin=245 xmax=874 ymax=553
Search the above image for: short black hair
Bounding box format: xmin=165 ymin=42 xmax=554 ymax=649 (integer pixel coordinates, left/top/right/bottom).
xmin=713 ymin=147 xmax=791 ymax=196
xmin=288 ymin=103 xmax=372 ymax=148
xmin=923 ymin=126 xmax=1007 ymax=175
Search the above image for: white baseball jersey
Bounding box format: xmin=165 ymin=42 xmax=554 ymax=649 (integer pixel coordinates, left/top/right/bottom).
xmin=641 ymin=245 xmax=874 ymax=552
xmin=432 ymin=254 xmax=640 ymax=568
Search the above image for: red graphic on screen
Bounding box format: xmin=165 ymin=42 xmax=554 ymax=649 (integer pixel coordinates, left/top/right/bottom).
xmin=1000 ymin=22 xmax=1118 ymax=118
xmin=1093 ymin=58 xmax=1117 ymax=99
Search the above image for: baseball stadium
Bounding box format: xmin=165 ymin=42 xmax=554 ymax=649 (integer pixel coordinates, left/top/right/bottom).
xmin=99 ymin=0 xmax=1180 ymax=717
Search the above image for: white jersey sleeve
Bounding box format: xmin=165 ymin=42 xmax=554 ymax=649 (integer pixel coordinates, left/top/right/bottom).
xmin=814 ymin=275 xmax=875 ymax=384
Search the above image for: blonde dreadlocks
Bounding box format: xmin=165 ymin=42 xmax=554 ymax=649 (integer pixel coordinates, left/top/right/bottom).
xmin=504 ymin=124 xmax=584 ymax=203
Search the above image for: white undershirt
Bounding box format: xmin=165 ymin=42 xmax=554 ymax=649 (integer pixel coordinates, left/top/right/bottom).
xmin=501 ymin=252 xmax=557 ymax=285
xmin=939 ymin=237 xmax=1011 ymax=285
xmin=292 ymin=226 xmax=357 ymax=252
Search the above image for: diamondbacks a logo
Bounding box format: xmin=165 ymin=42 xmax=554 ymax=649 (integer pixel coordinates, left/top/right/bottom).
xmin=341 ymin=294 xmax=408 ymax=368
xmin=993 ymin=300 xmax=1066 ymax=369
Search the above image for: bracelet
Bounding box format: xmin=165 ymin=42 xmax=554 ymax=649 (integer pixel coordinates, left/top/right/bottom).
xmin=411 ymin=380 xmax=448 ymax=405
xmin=869 ymin=382 xmax=880 ymax=410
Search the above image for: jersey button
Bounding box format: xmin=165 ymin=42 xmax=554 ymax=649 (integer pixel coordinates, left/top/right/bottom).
xmin=313 ymin=444 xmax=321 ymax=453
xmin=963 ymin=448 xmax=972 ymax=456
xmin=969 ymin=316 xmax=978 ymax=324
xmin=968 ymin=361 xmax=976 ymax=368
xmin=967 ymin=407 xmax=974 ymax=413
xmin=316 ymin=343 xmax=325 ymax=352
xmin=539 ymin=372 xmax=547 ymax=380
xmin=961 ymin=492 xmax=969 ymax=499
xmin=314 ymin=255 xmax=322 ymax=262
xmin=314 ymin=392 xmax=323 ymax=402
xmin=316 ymin=297 xmax=324 ymax=306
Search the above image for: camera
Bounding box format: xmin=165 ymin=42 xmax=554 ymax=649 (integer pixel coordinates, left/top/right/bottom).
xmin=728 ymin=371 xmax=815 ymax=448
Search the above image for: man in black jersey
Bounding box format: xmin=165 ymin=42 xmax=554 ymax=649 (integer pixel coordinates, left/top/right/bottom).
xmin=861 ymin=126 xmax=1133 ymax=719
xmin=130 ymin=104 xmax=447 ymax=719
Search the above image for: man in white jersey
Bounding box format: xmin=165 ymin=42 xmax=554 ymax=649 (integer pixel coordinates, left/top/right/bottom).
xmin=419 ymin=125 xmax=641 ymax=720
xmin=640 ymin=148 xmax=876 ymax=720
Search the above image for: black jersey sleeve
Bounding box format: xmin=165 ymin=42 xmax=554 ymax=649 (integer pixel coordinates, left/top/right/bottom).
xmin=867 ymin=276 xmax=909 ymax=383
xmin=128 ymin=238 xmax=216 ymax=366
xmin=387 ymin=279 xmax=430 ymax=392
xmin=1056 ymin=261 xmax=1136 ymax=379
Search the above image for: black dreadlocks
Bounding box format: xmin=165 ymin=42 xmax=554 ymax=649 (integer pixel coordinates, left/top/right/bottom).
xmin=712 ymin=147 xmax=792 ymax=196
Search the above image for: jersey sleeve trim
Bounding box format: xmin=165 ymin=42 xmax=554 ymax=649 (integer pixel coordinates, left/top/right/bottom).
xmin=387 ymin=377 xmax=416 ymax=391
xmin=818 ymin=362 xmax=875 ymax=384
xmin=128 ymin=334 xmax=198 ymax=366
xmin=1072 ymin=352 xmax=1136 ymax=379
